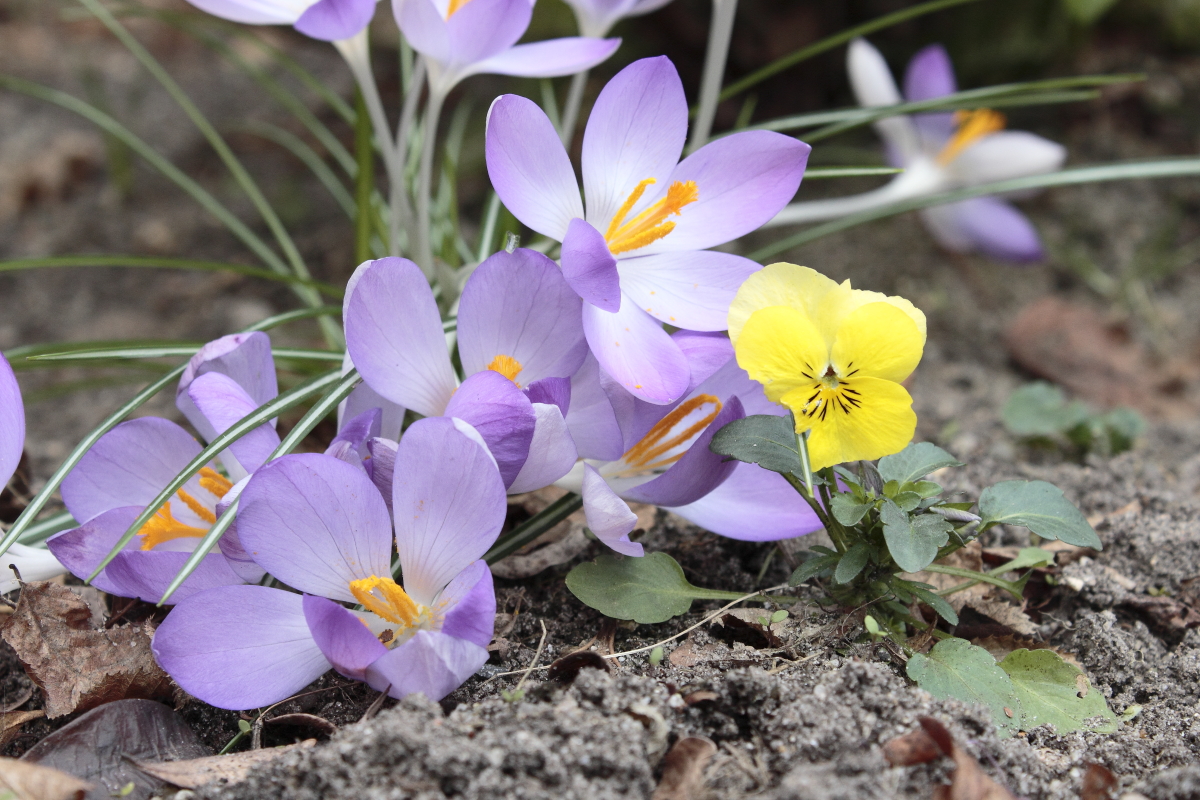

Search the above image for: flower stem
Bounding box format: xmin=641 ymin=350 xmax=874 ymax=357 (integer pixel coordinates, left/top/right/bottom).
xmin=394 ymin=58 xmax=427 ymax=258
xmin=559 ymin=70 xmax=589 ymax=146
xmin=688 ymin=0 xmax=738 ymax=152
xmin=415 ymin=86 xmax=447 ymax=277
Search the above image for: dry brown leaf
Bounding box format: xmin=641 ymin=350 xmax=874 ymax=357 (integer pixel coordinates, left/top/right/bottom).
xmin=882 ymin=728 xmax=942 ymax=766
xmin=920 ymin=718 xmax=1018 ymax=800
xmin=965 ymin=597 xmax=1040 ymax=637
xmin=0 ymin=710 xmax=43 ymax=749
xmin=1081 ymin=763 xmax=1118 ymax=800
xmin=0 ymin=582 xmax=172 ymax=717
xmin=546 ymin=651 xmax=610 ymax=683
xmin=134 ymin=741 xmax=315 ymax=789
xmin=263 ymin=714 xmax=337 ymax=736
xmin=668 ymin=637 xmax=720 ymax=668
xmin=0 ymin=756 xmax=91 ymax=800
xmin=651 ymin=737 xmax=716 ymax=800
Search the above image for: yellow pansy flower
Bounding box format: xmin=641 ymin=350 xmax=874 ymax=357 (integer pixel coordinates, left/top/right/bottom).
xmin=729 ymin=263 xmax=926 ymax=471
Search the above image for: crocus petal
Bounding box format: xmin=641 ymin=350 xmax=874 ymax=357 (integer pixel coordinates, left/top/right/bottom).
xmin=457 ymin=248 xmax=587 ymax=383
xmin=524 ymin=377 xmax=571 ymax=416
xmin=46 ymin=507 xmax=140 ymax=595
xmin=618 ymin=250 xmax=761 ymax=332
xmin=466 ymin=36 xmax=620 ymax=80
xmin=345 ymin=257 xmax=458 ymax=418
xmin=0 ymin=353 xmax=24 ymax=491
xmin=445 ymin=0 xmax=531 ymax=66
xmin=177 ymin=332 xmax=278 ymax=429
xmin=184 ymin=0 xmax=312 ymax=25
xmin=564 ymin=353 xmax=625 ymax=461
xmin=0 ymin=544 xmax=65 ymax=594
xmin=295 ymin=0 xmax=376 ymax=40
xmin=216 ymin=513 xmax=267 ymax=585
xmin=303 ymin=594 xmax=387 ymax=682
xmin=392 ymin=417 xmax=508 ymax=606
xmin=920 ymin=197 xmax=1045 ymax=263
xmin=673 ymin=331 xmax=734 ymax=394
xmin=237 ymin=454 xmax=394 ymax=603
xmin=690 ymin=352 xmax=778 ymax=417
xmin=103 ymin=550 xmax=245 ymax=605
xmin=582 ymin=300 xmax=690 ymax=405
xmin=366 ymin=437 xmax=398 ymax=514
xmin=187 ymin=372 xmax=282 ymax=481
xmin=444 ymin=370 xmax=537 ymax=488
xmin=60 ymin=418 xmax=204 ymax=525
xmin=153 ymin=585 xmax=331 ymax=711
xmin=506 ymin=402 xmax=579 ymax=494
xmin=365 ymin=630 xmax=489 ymax=701
xmin=581 ymin=56 xmax=688 ymax=229
xmin=393 ymin=0 xmax=452 ymax=63
xmin=485 ymin=95 xmax=582 ymax=240
xmin=847 ymin=38 xmax=920 ymax=163
xmin=328 ymin=407 xmax=382 ymax=464
xmin=669 ymin=462 xmax=824 ymax=542
xmin=639 ymin=131 xmax=809 ymax=254
xmin=580 ymin=464 xmax=642 ymax=556
xmin=621 ymin=396 xmax=743 ymax=507
xmin=561 ymin=219 xmax=622 ymax=312
xmin=903 ymin=44 xmax=956 ymax=144
xmin=340 ymin=377 xmax=405 ymax=442
xmin=948 ymin=131 xmax=1066 ymax=185
xmin=437 ymin=560 xmax=495 ymax=648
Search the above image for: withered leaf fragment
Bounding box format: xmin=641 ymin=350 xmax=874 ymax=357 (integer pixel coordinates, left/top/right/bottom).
xmin=547 ymin=650 xmax=610 ymax=683
xmin=882 ymin=727 xmax=941 ymax=766
xmin=919 ymin=717 xmax=1018 ymax=800
xmin=134 ymin=741 xmax=315 ymax=789
xmin=0 ymin=709 xmax=44 ymax=749
xmin=0 ymin=582 xmax=173 ymax=718
xmin=0 ymin=756 xmax=91 ymax=800
xmin=651 ymin=737 xmax=716 ymax=800
xmin=1080 ymin=763 xmax=1118 ymax=800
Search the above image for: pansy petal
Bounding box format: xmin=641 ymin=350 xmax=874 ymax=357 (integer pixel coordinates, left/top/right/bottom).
xmin=582 ymin=56 xmax=688 ymax=228
xmin=60 ymin=418 xmax=203 ymax=525
xmin=734 ymin=305 xmax=828 ymax=405
xmin=365 ymin=630 xmax=489 ymax=700
xmin=303 ymin=594 xmax=387 ymax=681
xmin=458 ymin=248 xmax=587 ymax=383
xmin=506 ymin=402 xmax=578 ymax=494
xmin=466 ymin=36 xmax=620 ymax=80
xmin=640 ymin=131 xmax=809 ymax=253
xmin=727 ymin=262 xmax=846 ymax=347
xmin=184 ymin=0 xmax=311 ymax=25
xmin=437 ymin=560 xmax=495 ymax=648
xmin=580 ymin=464 xmax=642 ymax=556
xmin=564 ymin=353 xmax=625 ymax=461
xmin=847 ymin=38 xmax=920 ymax=163
xmin=445 ymin=0 xmax=531 ymax=66
xmin=948 ymin=131 xmax=1066 ymax=185
xmin=237 ymin=454 xmax=393 ymax=603
xmin=153 ymin=585 xmax=330 ymax=711
xmin=903 ymin=44 xmax=956 ymax=144
xmin=561 ymin=219 xmax=622 ymax=312
xmin=444 ymin=370 xmax=536 ymax=488
xmin=345 ymin=257 xmax=458 ymax=418
xmin=582 ymin=300 xmax=689 ymax=405
xmin=295 ymin=0 xmax=376 ymax=39
xmin=787 ymin=376 xmax=916 ymax=471
xmin=670 ymin=462 xmax=824 ymax=541
xmin=187 ymin=372 xmax=282 ymax=481
xmin=619 ymin=250 xmax=761 ymax=331
xmin=393 ymin=0 xmax=451 ymax=62
xmin=622 ymin=396 xmax=743 ymax=507
xmin=177 ymin=332 xmax=278 ymax=427
xmin=393 ymin=417 xmax=508 ymax=606
xmin=0 ymin=353 xmax=24 ymax=492
xmin=831 ymin=302 xmax=924 ymax=383
xmin=103 ymin=550 xmax=245 ymax=605
xmin=46 ymin=507 xmax=140 ymax=595
xmin=920 ymin=197 xmax=1045 ymax=263
xmin=524 ymin=377 xmax=570 ymax=416
xmin=0 ymin=544 xmax=66 ymax=594
xmin=485 ymin=95 xmax=582 ymax=240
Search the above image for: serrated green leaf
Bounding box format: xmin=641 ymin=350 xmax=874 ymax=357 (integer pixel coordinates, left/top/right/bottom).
xmin=710 ymin=415 xmax=802 ymax=475
xmin=908 ymin=585 xmax=959 ymax=625
xmin=831 ymin=493 xmax=874 ymax=526
xmin=877 ymin=442 xmax=963 ymax=485
xmin=978 ymin=480 xmax=1102 ymax=549
xmin=906 ymin=638 xmax=1023 ymax=736
xmin=834 ymin=542 xmax=870 ymax=584
xmin=789 ymin=554 xmax=839 ymax=586
xmin=999 ymin=649 xmax=1117 ymax=733
xmin=881 ymin=502 xmax=951 ymax=573
xmin=565 ymin=552 xmax=732 ymax=624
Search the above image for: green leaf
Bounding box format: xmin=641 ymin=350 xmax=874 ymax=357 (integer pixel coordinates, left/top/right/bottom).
xmin=831 ymin=493 xmax=874 ymax=526
xmin=1063 ymin=0 xmax=1120 ymax=25
xmin=991 ymin=547 xmax=1056 ymax=575
xmin=878 ymin=442 xmax=964 ymax=486
xmin=908 ymin=480 xmax=942 ymax=498
xmin=1002 ymin=382 xmax=1091 ymax=438
xmin=978 ymin=481 xmax=1102 ymax=549
xmin=999 ymin=649 xmax=1117 ymax=733
xmin=907 ymin=585 xmax=959 ymax=625
xmin=1102 ymin=407 xmax=1144 ymax=454
xmin=789 ymin=554 xmax=839 ymax=586
xmin=893 ymin=491 xmax=922 ymax=512
xmin=881 ymin=502 xmax=951 ymax=574
xmin=710 ymin=415 xmax=802 ymax=475
xmin=834 ymin=542 xmax=871 ymax=584
xmin=565 ymin=552 xmax=728 ymax=624
xmin=906 ymin=638 xmax=1023 ymax=736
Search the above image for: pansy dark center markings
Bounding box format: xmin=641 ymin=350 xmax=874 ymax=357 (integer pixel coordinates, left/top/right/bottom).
xmin=137 ymin=466 xmax=233 ymax=550
xmin=796 ymin=362 xmax=863 ymax=422
xmin=605 ymin=178 xmax=699 ymax=255
xmin=937 ymin=108 xmax=1005 ymax=166
xmin=487 ymin=354 xmax=524 ymax=386
xmin=615 ymin=393 xmax=721 ymax=476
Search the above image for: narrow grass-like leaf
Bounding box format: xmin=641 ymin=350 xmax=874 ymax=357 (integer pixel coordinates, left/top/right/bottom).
xmin=26 ymin=345 xmax=344 ymax=364
xmin=484 ymin=493 xmax=583 ymax=564
xmin=245 ymin=305 xmax=344 ymax=333
xmin=15 ymin=510 xmax=76 ymax=546
xmin=804 ymin=167 xmax=903 ymax=179
xmin=245 ymin=122 xmax=356 ymax=218
xmin=354 ymin=88 xmax=374 ymax=263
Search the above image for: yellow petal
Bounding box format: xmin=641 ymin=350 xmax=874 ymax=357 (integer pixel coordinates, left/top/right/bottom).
xmin=785 ymin=376 xmax=916 ymax=471
xmin=840 ymin=287 xmax=927 ymax=341
xmin=734 ymin=305 xmax=828 ymax=404
xmin=728 ymin=263 xmax=844 ymax=347
xmin=831 ymin=302 xmax=925 ymax=384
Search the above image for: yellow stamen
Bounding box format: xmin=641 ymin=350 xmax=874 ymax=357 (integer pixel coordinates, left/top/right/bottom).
xmin=937 ymin=109 xmax=1005 ymax=166
xmin=446 ymin=0 xmax=471 ymax=17
xmin=621 ymin=394 xmax=721 ymax=470
xmin=176 ymin=489 xmax=216 ymax=525
xmin=198 ymin=467 xmax=233 ymax=498
xmin=350 ymin=575 xmax=420 ymax=627
xmin=605 ymin=179 xmax=699 ymax=255
xmin=487 ymin=354 xmax=524 ymax=385
xmin=138 ymin=502 xmax=208 ymax=551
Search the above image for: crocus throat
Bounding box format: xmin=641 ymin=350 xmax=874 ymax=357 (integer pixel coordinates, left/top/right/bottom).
xmin=138 ymin=467 xmax=231 ymax=551
xmin=605 ymin=178 xmax=699 ymax=255
xmin=937 ymin=109 xmax=1005 ymax=166
xmin=350 ymin=575 xmax=432 ymax=647
xmin=614 ymin=394 xmax=721 ymax=476
xmin=487 ymin=354 xmax=524 ymax=386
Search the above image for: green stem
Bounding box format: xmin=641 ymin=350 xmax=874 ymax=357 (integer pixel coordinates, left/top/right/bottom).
xmin=924 ymin=564 xmax=1023 ymax=599
xmin=688 ymin=0 xmax=738 ymax=151
xmin=484 ymin=493 xmax=582 ymax=564
xmin=415 ymin=87 xmax=447 ymax=277
xmin=354 ymin=88 xmax=375 ymax=264
xmin=559 ymin=70 xmax=589 ymax=146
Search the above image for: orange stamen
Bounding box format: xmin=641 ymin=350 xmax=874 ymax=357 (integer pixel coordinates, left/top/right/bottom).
xmin=937 ymin=109 xmax=1005 ymax=166
xmin=446 ymin=0 xmax=471 ymax=17
xmin=605 ymin=179 xmax=699 ymax=255
xmin=487 ymin=354 xmax=524 ymax=385
xmin=138 ymin=502 xmax=208 ymax=551
xmin=621 ymin=394 xmax=721 ymax=470
xmin=175 ymin=489 xmax=216 ymax=525
xmin=198 ymin=467 xmax=233 ymax=498
xmin=350 ymin=575 xmax=420 ymax=627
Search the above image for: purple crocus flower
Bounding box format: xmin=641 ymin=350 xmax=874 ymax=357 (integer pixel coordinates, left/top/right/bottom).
xmin=184 ymin=0 xmax=379 ymax=42
xmin=392 ymin=0 xmax=620 ymax=95
xmin=561 ymin=0 xmax=674 ymax=37
xmin=557 ymin=332 xmax=822 ymax=555
xmin=47 ymin=333 xmax=283 ymax=603
xmin=153 ymin=417 xmax=505 ymax=709
xmin=486 ymin=56 xmax=810 ymax=405
xmin=345 ymin=249 xmax=586 ymax=493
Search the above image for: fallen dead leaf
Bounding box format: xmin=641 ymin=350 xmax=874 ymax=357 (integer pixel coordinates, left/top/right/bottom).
xmin=713 ymin=610 xmax=786 ymax=648
xmin=883 ymin=728 xmax=942 ymax=766
xmin=0 ymin=757 xmax=91 ymax=800
xmin=134 ymin=741 xmax=315 ymax=789
xmin=546 ymin=650 xmax=610 ymax=683
xmin=682 ymin=691 xmax=719 ymax=707
xmin=1118 ymin=594 xmax=1200 ymax=635
xmin=651 ymin=737 xmax=717 ymax=800
xmin=0 ymin=710 xmax=44 ymax=749
xmin=264 ymin=713 xmax=337 ymax=737
xmin=668 ymin=636 xmax=719 ymax=668
xmin=920 ymin=717 xmax=1018 ymax=800
xmin=0 ymin=582 xmax=172 ymax=718
xmin=965 ymin=597 xmax=1041 ymax=638
xmin=1081 ymin=763 xmax=1118 ymax=800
